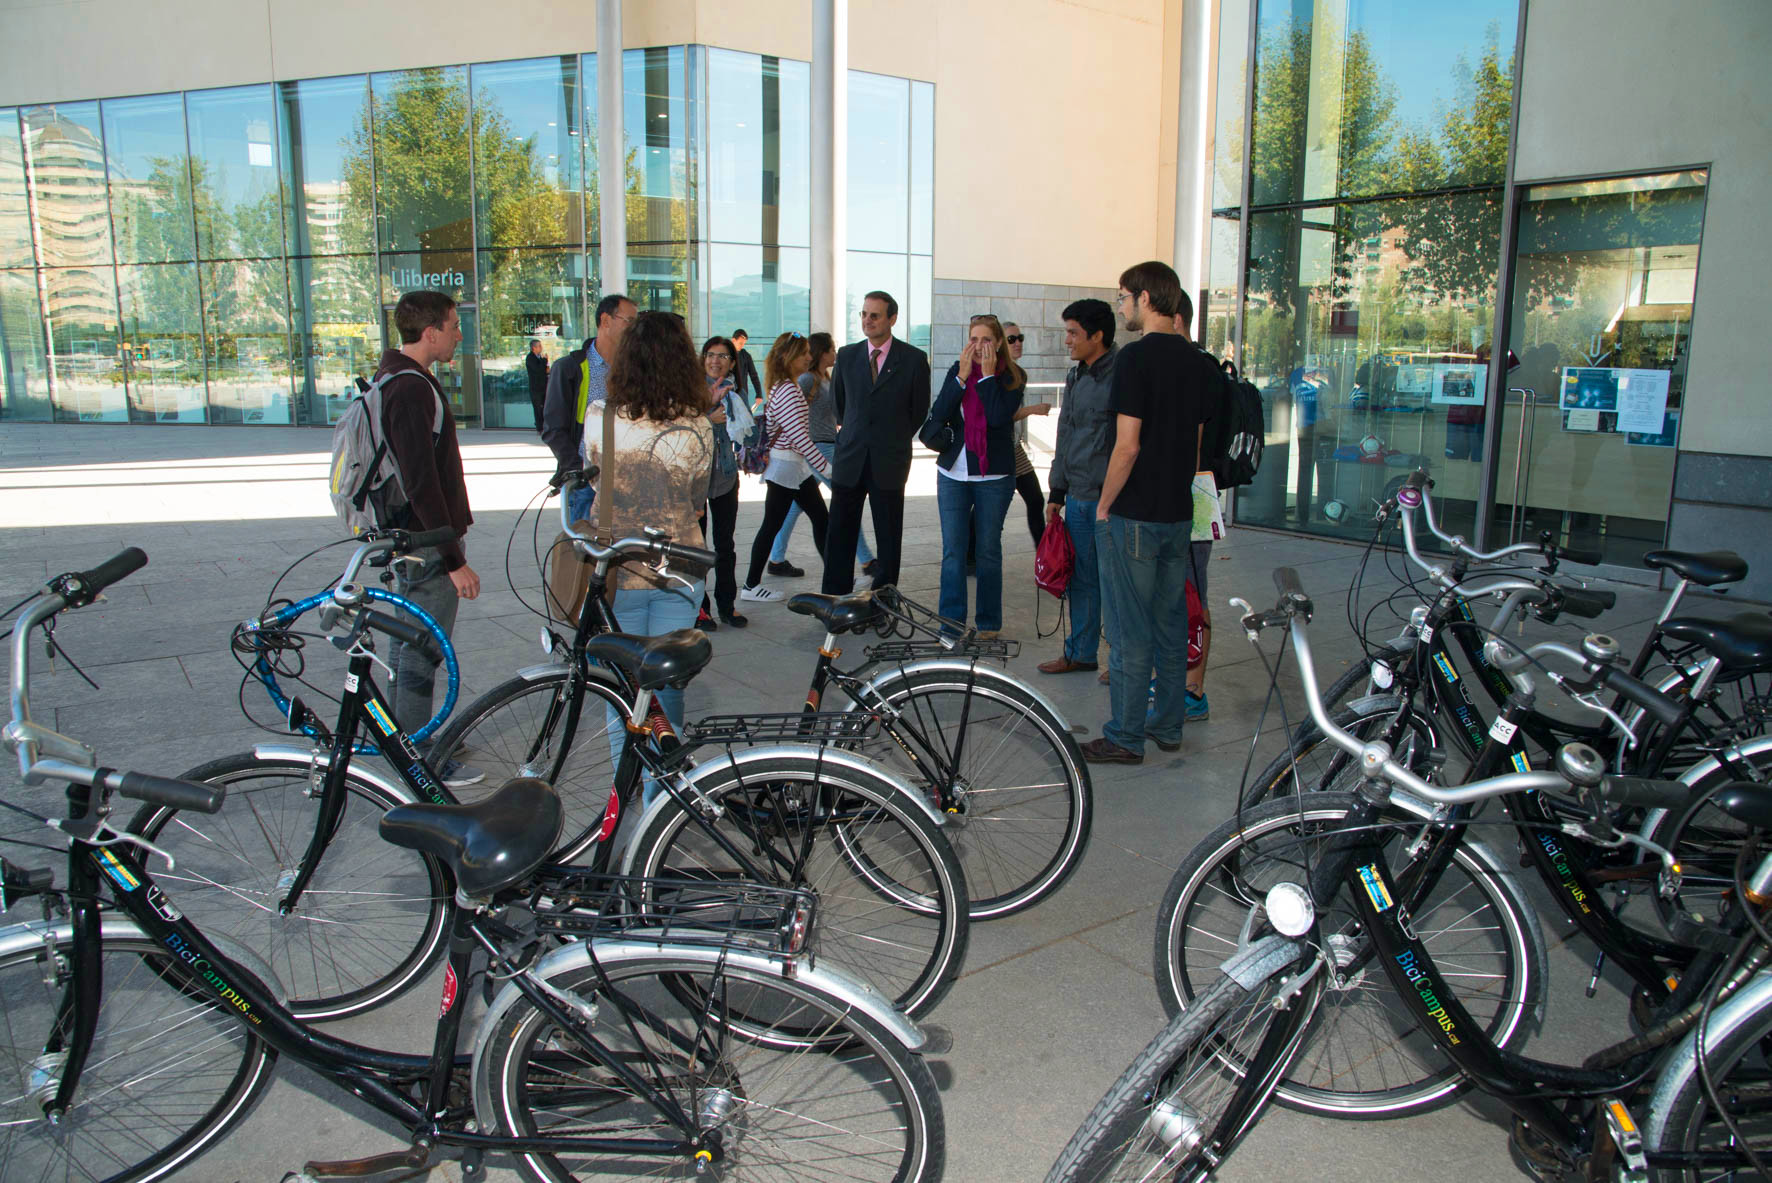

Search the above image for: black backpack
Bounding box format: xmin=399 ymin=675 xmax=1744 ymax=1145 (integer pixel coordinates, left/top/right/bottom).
xmin=1201 ymin=353 xmax=1264 ymax=489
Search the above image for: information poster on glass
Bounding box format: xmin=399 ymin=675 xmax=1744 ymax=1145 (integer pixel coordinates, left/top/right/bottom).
xmin=1560 ymin=367 xmax=1619 ymax=432
xmin=1428 ymin=363 xmax=1485 ymax=406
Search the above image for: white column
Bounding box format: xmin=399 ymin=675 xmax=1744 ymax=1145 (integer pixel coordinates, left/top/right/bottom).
xmin=597 ymin=0 xmax=626 ymax=301
xmin=1173 ymin=0 xmax=1214 ymax=311
xmin=811 ymin=0 xmax=847 ymax=336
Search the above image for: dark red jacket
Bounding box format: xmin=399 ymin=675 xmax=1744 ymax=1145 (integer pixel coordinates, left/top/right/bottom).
xmin=374 ymin=349 xmax=473 ymax=571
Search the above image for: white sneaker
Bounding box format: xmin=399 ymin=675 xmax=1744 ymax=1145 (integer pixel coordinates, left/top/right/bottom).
xmin=739 ymin=585 xmax=780 ymax=602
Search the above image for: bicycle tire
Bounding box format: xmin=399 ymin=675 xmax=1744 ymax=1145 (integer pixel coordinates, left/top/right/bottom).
xmin=130 ymin=754 xmax=451 ymax=1021
xmin=1245 ymin=695 xmax=1442 ymax=809
xmin=1644 ymin=972 xmax=1772 ymax=1182
xmin=427 ymin=668 xmax=631 ymax=856
xmin=1295 ymin=639 xmax=1415 ymax=742
xmin=1643 ymin=743 xmax=1772 ymax=937
xmin=474 ymin=950 xmax=945 ymax=1183
xmin=0 ymin=921 xmax=275 ymax=1182
xmin=626 ymin=752 xmax=969 ymax=1018
xmin=1153 ymin=792 xmax=1545 ymax=1117
xmin=851 ymin=666 xmax=1092 ymax=919
xmin=1045 ymin=948 xmax=1315 ymax=1182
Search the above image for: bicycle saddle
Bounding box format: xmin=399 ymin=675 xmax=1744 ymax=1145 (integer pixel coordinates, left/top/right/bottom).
xmin=1643 ymin=549 xmax=1747 ymax=586
xmin=1707 ymin=781 xmax=1772 ymax=831
xmin=584 ymin=628 xmax=712 ymax=690
xmin=379 ymin=777 xmax=563 ymax=899
xmin=786 ymin=590 xmax=879 ymax=634
xmin=1660 ymin=612 xmax=1772 ymax=672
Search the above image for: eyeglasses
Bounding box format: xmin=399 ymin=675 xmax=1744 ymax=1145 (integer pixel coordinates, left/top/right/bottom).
xmin=1005 ymin=334 xmax=1024 ymax=344
xmin=705 ymin=352 xmax=734 ymax=362
xmin=1117 ymin=292 xmax=1136 ymax=304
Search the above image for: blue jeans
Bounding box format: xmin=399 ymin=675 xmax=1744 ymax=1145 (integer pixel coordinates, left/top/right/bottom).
xmin=773 ymin=443 xmax=872 ymax=564
xmin=567 ymin=484 xmax=595 ymax=525
xmin=605 ymin=579 xmax=704 ymax=806
xmin=937 ymin=474 xmax=1014 ymax=632
xmin=1063 ymin=497 xmax=1101 ymax=664
xmin=1097 ymin=515 xmax=1191 ymax=754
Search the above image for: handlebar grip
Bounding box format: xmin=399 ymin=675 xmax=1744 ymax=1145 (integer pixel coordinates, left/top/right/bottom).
xmin=665 ymin=543 xmax=718 ymax=569
xmin=1271 ymin=567 xmax=1313 ymax=620
xmin=116 ymin=771 xmax=226 ymax=814
xmin=363 ymin=610 xmax=445 ymax=665
xmin=1402 ymin=469 xmax=1429 ymax=491
xmin=1594 ymin=775 xmax=1692 ymax=811
xmin=551 ymin=466 xmax=600 ymax=492
xmin=1558 ymin=587 xmax=1616 ymax=619
xmin=1600 ymin=665 xmax=1686 ymax=729
xmin=1557 ymin=545 xmax=1605 ymax=567
xmin=75 ymin=548 xmax=148 ymax=598
xmin=402 ymin=526 xmax=458 ymax=549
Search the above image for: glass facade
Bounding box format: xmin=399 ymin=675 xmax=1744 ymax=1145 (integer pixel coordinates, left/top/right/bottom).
xmin=0 ymin=48 xmax=934 ymax=427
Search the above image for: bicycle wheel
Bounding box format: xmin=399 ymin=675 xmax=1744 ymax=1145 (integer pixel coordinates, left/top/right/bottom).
xmin=428 ymin=669 xmax=631 ymax=855
xmin=130 ymin=754 xmax=451 ymax=1021
xmin=1243 ymin=695 xmax=1442 ymax=809
xmin=474 ymin=951 xmax=945 ymax=1182
xmin=1045 ymin=950 xmax=1315 ymax=1182
xmin=1153 ymin=792 xmax=1544 ymax=1117
xmin=627 ymin=753 xmax=969 ymax=1018
xmin=1643 ymin=743 xmax=1772 ymax=936
xmin=1643 ymin=971 xmax=1772 ymax=1183
xmin=0 ymin=922 xmax=275 ymax=1182
xmin=852 ymin=666 xmax=1092 ymax=918
xmin=1295 ymin=639 xmax=1416 ymax=742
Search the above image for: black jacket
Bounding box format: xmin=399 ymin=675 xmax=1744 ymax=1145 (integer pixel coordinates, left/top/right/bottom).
xmin=829 ymin=337 xmax=932 ymax=487
xmin=373 ymin=349 xmax=472 ymax=571
xmin=540 ymin=338 xmax=600 ymax=471
xmin=733 ymin=349 xmax=763 ymax=406
xmin=928 ymin=363 xmax=1025 ymax=477
xmin=525 ymin=350 xmax=548 ymax=395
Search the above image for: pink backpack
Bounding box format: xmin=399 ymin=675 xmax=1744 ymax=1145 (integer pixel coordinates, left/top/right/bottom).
xmin=1035 ymin=515 xmax=1074 ymax=599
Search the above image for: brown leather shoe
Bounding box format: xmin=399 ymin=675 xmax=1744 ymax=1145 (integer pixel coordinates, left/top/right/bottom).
xmin=1098 ymin=667 xmax=1111 ymax=685
xmin=1038 ymin=657 xmax=1099 ymax=675
xmin=1080 ymin=737 xmax=1142 ymax=765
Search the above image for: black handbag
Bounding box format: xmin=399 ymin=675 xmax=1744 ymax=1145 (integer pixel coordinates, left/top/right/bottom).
xmin=917 ymin=411 xmax=956 ymax=454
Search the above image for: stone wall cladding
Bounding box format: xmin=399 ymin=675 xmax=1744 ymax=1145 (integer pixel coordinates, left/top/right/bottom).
xmin=932 ymin=275 xmax=1123 ymax=394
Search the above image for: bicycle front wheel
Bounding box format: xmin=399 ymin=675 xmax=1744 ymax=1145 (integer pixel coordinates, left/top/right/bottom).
xmin=474 ymin=951 xmax=945 ymax=1182
xmin=1644 ymin=975 xmax=1772 ymax=1182
xmin=1153 ymin=793 xmax=1543 ymax=1117
xmin=628 ymin=753 xmax=969 ymax=1018
xmin=0 ymin=923 xmax=275 ymax=1182
xmin=1045 ymin=951 xmax=1315 ymax=1182
xmin=132 ymin=754 xmax=451 ymax=1020
xmin=851 ymin=666 xmax=1092 ymax=919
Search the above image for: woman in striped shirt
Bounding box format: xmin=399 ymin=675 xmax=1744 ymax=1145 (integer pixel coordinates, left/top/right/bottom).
xmin=739 ymin=332 xmax=832 ymax=603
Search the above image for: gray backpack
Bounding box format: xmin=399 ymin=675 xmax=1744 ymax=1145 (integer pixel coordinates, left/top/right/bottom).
xmin=327 ymin=372 xmax=445 ymax=536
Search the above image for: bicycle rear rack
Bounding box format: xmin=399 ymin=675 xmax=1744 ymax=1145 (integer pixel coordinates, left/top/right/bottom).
xmin=531 ymin=873 xmax=818 ymax=956
xmin=681 ymin=711 xmax=879 ymax=747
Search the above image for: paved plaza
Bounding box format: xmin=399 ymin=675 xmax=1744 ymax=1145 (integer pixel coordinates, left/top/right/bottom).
xmin=0 ymin=422 xmax=1681 ymax=1182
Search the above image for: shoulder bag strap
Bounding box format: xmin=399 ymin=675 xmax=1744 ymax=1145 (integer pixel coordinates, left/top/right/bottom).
xmin=597 ymin=402 xmax=616 ymax=541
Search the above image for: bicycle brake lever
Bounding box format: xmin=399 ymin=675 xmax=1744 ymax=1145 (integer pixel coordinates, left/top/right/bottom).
xmin=1564 ymin=821 xmax=1683 ymax=900
xmin=346 ymin=635 xmax=397 ymax=684
xmin=1229 ymin=597 xmax=1260 ymax=641
xmin=1554 ymin=677 xmax=1641 ymax=749
xmin=50 ymin=818 xmax=179 ymax=871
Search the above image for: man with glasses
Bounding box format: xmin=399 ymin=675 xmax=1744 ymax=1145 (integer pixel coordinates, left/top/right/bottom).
xmin=1081 ymin=262 xmax=1219 ymax=765
xmin=542 ymin=293 xmax=636 ymax=521
xmin=822 ymin=291 xmax=931 ymax=595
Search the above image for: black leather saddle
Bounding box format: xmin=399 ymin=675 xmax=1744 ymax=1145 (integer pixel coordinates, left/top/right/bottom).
xmin=379 ymin=777 xmax=563 ymax=898
xmin=786 ymin=590 xmax=879 ymax=634
xmin=584 ymin=628 xmax=712 ymax=690
xmin=1661 ymin=613 xmax=1772 ymax=673
xmin=1643 ymin=549 xmax=1747 ymax=586
xmin=1709 ymin=781 xmax=1772 ymax=831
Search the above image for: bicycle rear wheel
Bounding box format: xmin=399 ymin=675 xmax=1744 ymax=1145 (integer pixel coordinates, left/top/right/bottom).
xmin=131 ymin=754 xmax=450 ymax=1020
xmin=627 ymin=753 xmax=969 ymax=1018
xmin=0 ymin=922 xmax=275 ymax=1182
xmin=474 ymin=951 xmax=945 ymax=1182
xmin=851 ymin=666 xmax=1092 ymax=919
xmin=1045 ymin=948 xmax=1315 ymax=1183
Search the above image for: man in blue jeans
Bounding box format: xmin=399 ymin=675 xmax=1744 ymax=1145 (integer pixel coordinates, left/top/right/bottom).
xmin=1082 ymin=262 xmax=1220 ymax=765
xmin=1039 ymin=299 xmax=1118 ymax=675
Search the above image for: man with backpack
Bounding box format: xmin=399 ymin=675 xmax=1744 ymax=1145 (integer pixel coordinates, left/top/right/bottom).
xmin=375 ymin=290 xmax=481 ymax=786
xmin=542 ymin=293 xmax=636 ymax=520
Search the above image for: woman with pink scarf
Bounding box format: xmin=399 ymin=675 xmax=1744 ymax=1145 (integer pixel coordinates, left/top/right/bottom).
xmin=928 ymin=313 xmax=1026 ymax=637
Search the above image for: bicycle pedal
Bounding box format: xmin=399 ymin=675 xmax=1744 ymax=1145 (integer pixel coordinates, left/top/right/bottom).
xmin=302 ymin=1145 xmax=431 ymax=1179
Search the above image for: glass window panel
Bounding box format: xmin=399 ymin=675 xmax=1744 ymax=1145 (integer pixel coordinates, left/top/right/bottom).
xmin=279 ymin=75 xmax=375 ymax=256
xmin=0 ymin=110 xmax=33 ymax=267
xmin=618 ymin=47 xmax=691 ymax=251
xmin=1250 ymin=0 xmax=1517 ymax=205
xmin=846 ymin=72 xmax=909 ymax=253
xmin=905 ymin=255 xmax=932 ymax=351
xmin=20 ymin=103 xmax=113 ymax=269
xmin=371 ymin=66 xmax=473 ymax=253
xmin=909 ymin=83 xmax=933 ymax=255
xmin=1237 ymin=193 xmax=1501 ymax=540
xmin=186 ymin=85 xmax=283 ymax=260
xmin=844 ymin=251 xmax=907 ymax=346
xmin=1 ymin=269 xmax=52 ymax=420
xmin=1203 ymin=215 xmax=1240 ymax=356
xmin=102 ymin=94 xmax=194 ymax=264
xmin=290 ymin=253 xmax=381 ymax=424
xmin=478 ymin=247 xmax=586 ymax=428
xmin=116 ymin=261 xmax=205 ymax=423
xmin=39 ymin=265 xmax=122 ymax=421
xmin=1211 ymin=0 xmax=1251 ymax=212
xmin=707 ymin=50 xmax=811 ymax=248
xmin=708 ymin=243 xmax=809 ymax=347
xmin=627 ymin=243 xmax=689 ymax=317
xmin=472 ymin=56 xmax=584 ymax=249
xmin=1487 ymin=170 xmax=1707 ymax=559
xmin=202 ymin=258 xmax=292 ymax=424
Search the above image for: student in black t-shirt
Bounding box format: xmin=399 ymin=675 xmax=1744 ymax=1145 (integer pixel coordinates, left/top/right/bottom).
xmin=1081 ymin=260 xmax=1218 ymax=765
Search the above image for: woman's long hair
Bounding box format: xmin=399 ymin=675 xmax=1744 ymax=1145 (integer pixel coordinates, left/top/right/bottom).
xmin=808 ymin=332 xmax=835 ymax=382
xmin=763 ymin=332 xmax=812 ymax=391
xmin=967 ymin=314 xmax=1027 ymax=391
xmin=607 ymin=311 xmax=706 ymax=421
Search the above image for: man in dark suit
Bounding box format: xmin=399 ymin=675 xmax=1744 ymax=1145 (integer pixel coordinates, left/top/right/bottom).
xmin=822 ymin=290 xmax=931 ymax=594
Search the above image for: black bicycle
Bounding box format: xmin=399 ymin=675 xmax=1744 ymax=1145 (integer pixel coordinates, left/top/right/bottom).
xmin=1 ymin=549 xmax=946 ymax=1183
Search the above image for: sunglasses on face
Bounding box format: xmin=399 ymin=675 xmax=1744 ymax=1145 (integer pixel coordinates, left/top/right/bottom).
xmin=1005 ymin=334 xmax=1024 ymax=344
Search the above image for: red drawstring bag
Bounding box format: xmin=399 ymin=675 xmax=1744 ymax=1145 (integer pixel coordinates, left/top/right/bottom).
xmin=1187 ymin=580 xmax=1205 ymax=669
xmin=1035 ymin=514 xmax=1074 ymax=599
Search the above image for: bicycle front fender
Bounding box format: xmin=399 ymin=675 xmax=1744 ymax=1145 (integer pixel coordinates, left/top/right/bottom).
xmin=250 ymin=743 xmax=423 ymax=806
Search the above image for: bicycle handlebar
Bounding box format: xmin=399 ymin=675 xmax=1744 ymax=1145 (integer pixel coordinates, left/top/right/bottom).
xmin=362 ymin=609 xmax=445 ymax=665
xmin=555 ymin=471 xmax=719 ymax=572
xmin=331 ymin=526 xmax=461 ymax=594
xmin=116 ymin=771 xmax=226 ymax=813
xmin=65 ymin=548 xmax=148 ymax=606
